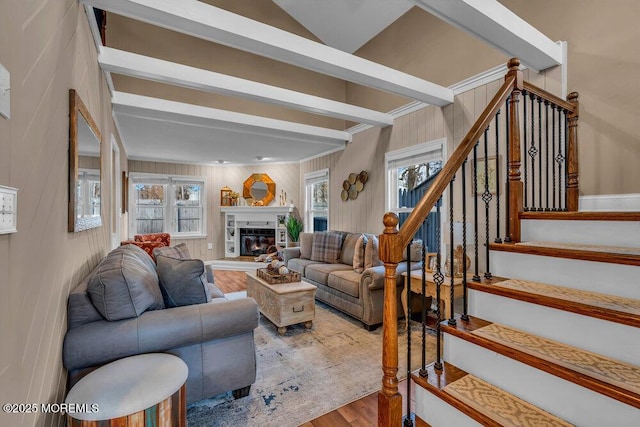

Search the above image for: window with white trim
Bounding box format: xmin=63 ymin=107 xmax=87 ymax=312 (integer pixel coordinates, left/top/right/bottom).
xmin=77 ymin=169 xmax=101 ymax=217
xmin=129 ymin=173 xmax=206 ymax=238
xmin=304 ymin=169 xmax=329 ymax=232
xmin=386 ymin=139 xmax=445 ymax=251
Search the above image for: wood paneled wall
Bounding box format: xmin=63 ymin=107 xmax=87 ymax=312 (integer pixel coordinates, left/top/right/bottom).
xmin=0 ymin=1 xmax=123 ymax=426
xmin=127 ymin=160 xmax=300 ymax=260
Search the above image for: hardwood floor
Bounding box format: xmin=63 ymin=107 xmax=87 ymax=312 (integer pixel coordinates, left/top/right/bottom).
xmin=215 ymin=270 xmax=425 ymax=426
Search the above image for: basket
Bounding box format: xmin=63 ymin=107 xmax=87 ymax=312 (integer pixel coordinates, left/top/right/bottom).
xmin=257 ymin=268 xmax=301 ymax=284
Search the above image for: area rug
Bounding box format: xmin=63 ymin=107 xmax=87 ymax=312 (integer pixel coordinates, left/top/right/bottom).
xmin=187 ymin=299 xmax=434 ymax=426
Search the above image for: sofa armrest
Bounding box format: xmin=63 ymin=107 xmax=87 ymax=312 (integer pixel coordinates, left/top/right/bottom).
xmin=361 ymin=262 xmax=422 ymax=291
xmin=283 ymin=247 xmax=301 ymax=264
xmin=63 ymin=297 xmax=259 ymax=371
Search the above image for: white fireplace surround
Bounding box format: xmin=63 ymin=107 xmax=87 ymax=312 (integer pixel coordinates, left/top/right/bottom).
xmin=220 ymin=206 xmax=293 ymax=258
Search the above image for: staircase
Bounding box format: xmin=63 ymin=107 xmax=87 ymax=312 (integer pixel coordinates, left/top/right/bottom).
xmin=413 ymin=212 xmax=640 ymax=426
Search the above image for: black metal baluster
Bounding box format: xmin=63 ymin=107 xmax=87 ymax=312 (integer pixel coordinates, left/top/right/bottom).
xmin=523 ymin=90 xmax=528 ymax=210
xmin=545 ymin=100 xmax=550 ymax=211
xmin=448 ymin=178 xmax=456 ymax=325
xmin=494 ymin=110 xmax=502 ymax=243
xmin=433 ymin=198 xmax=444 ymax=370
xmin=504 ymin=97 xmax=511 ymax=243
xmin=557 ymin=108 xmax=565 ymax=211
xmin=551 ymin=104 xmax=557 ymax=210
xmin=529 ymin=93 xmax=537 ymax=210
xmin=461 ymin=159 xmax=469 ymax=321
xmin=472 ymin=144 xmax=481 ymax=282
xmin=565 ymin=112 xmax=569 ymax=210
xmin=483 ymin=128 xmax=492 ymax=279
xmin=420 ymin=242 xmax=427 ymax=377
xmin=538 ymin=96 xmax=543 ymax=211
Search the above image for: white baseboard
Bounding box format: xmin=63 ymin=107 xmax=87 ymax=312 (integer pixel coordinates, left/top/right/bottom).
xmin=579 ymin=193 xmax=640 ymax=211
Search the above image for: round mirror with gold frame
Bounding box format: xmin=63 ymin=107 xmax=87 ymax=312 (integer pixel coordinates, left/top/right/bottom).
xmin=243 ymin=173 xmax=276 ymax=206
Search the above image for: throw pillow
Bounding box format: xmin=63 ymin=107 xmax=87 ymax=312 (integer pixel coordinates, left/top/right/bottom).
xmin=340 ymin=233 xmax=362 ymax=266
xmin=88 ymin=245 xmax=165 ymax=321
xmin=299 ymin=232 xmax=314 ymax=259
xmin=364 ymin=234 xmax=384 ymax=269
xmin=153 ymin=242 xmax=191 ymax=260
xmin=311 ymin=231 xmax=345 ymax=263
xmin=155 ymin=255 xmax=212 ymax=308
xmin=353 ymin=234 xmax=368 ymax=273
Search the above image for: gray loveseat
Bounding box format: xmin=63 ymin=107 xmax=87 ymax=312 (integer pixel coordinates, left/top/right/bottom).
xmin=63 ymin=244 xmax=259 ymax=404
xmin=284 ymin=232 xmax=421 ymax=330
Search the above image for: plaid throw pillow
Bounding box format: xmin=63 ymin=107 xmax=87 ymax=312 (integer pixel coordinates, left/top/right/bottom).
xmin=153 ymin=242 xmax=191 ymax=260
xmin=353 ymin=234 xmax=368 ymax=273
xmin=364 ymin=234 xmax=383 ymax=269
xmin=311 ymin=232 xmax=345 ymax=263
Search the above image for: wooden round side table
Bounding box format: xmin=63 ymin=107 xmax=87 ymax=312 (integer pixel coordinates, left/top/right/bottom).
xmin=65 ymin=353 xmax=188 ymax=426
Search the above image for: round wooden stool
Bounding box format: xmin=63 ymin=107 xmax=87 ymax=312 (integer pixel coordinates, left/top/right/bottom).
xmin=65 ymin=353 xmax=188 ymax=426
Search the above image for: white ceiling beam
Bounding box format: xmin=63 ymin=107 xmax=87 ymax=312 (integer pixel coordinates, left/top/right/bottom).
xmin=413 ymin=0 xmax=563 ymax=72
xmin=99 ymin=47 xmax=393 ymax=127
xmin=111 ymin=91 xmax=351 ymax=146
xmin=83 ymin=0 xmax=453 ymax=105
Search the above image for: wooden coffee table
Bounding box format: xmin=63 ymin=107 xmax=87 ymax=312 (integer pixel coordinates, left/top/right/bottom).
xmin=246 ymin=272 xmax=317 ymax=335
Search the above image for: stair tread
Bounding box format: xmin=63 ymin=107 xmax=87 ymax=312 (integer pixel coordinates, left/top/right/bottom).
xmin=496 ymin=279 xmax=639 ymax=316
xmin=516 ymin=241 xmax=640 ymax=256
xmin=472 ymin=322 xmax=640 ymax=397
xmin=443 ymin=317 xmax=640 ymax=408
xmin=444 ymin=373 xmax=574 ymax=427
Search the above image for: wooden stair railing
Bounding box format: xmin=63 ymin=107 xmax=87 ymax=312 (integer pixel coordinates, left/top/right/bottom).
xmin=376 ymin=58 xmax=580 ymax=427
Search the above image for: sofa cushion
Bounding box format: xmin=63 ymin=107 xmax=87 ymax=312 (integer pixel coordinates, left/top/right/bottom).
xmin=340 ymin=233 xmax=362 ymax=266
xmin=88 ymin=245 xmax=164 ymax=321
xmin=327 ymin=270 xmax=362 ymax=298
xmin=353 ymin=234 xmax=368 ymax=273
xmin=299 ymin=232 xmax=314 ymax=259
xmin=311 ymin=231 xmax=344 ymax=263
xmin=156 ymin=255 xmax=212 ymax=308
xmin=153 ymin=242 xmax=191 ymax=260
xmin=305 ymin=263 xmax=352 ymax=284
xmin=288 ymin=258 xmax=324 ymax=276
xmin=364 ymin=234 xmax=383 ymax=269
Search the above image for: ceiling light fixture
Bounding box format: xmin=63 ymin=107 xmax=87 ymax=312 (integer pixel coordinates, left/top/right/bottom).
xmin=217 ymin=159 xmax=225 ymax=164
xmin=256 ymin=156 xmax=264 ymax=161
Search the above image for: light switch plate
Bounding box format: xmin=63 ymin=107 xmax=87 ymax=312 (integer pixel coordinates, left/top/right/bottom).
xmin=0 ymin=63 xmax=9 ymax=120
xmin=0 ymin=185 xmax=17 ymax=234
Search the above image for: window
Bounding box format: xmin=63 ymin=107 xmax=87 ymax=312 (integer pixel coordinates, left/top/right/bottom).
xmin=386 ymin=139 xmax=445 ymax=251
xmin=130 ymin=173 xmax=206 ymax=238
xmin=304 ymin=169 xmax=329 ymax=232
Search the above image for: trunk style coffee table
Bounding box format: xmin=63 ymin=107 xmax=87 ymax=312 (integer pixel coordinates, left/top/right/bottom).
xmin=246 ymin=272 xmax=317 ymax=335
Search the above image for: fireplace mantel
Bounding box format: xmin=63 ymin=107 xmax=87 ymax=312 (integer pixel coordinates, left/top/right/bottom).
xmin=221 ymin=206 xmax=293 ymax=257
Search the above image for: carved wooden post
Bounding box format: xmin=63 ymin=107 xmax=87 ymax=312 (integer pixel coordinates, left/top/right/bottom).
xmin=506 ymin=58 xmax=524 ymax=243
xmin=566 ymin=92 xmax=580 ymax=211
xmin=378 ymin=213 xmax=403 ymax=427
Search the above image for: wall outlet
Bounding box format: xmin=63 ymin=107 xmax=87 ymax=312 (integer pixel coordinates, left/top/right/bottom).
xmin=207 ymin=243 xmax=213 ymax=250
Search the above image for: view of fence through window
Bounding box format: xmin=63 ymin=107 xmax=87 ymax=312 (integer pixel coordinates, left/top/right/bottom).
xmin=311 ymin=180 xmax=328 ymax=231
xmin=397 ymin=160 xmax=443 ymax=253
xmin=134 ymin=182 xmax=202 ymax=234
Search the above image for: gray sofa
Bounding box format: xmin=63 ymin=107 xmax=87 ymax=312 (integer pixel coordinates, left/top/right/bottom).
xmin=283 ymin=232 xmax=421 ymax=330
xmin=63 ymin=244 xmax=259 ymax=404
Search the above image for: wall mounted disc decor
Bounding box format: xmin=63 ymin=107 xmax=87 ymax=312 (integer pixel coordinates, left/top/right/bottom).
xmin=341 ymin=170 xmax=368 ymax=201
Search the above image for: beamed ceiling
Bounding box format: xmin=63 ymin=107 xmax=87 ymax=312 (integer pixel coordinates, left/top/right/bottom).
xmin=81 ymin=0 xmax=563 ymax=166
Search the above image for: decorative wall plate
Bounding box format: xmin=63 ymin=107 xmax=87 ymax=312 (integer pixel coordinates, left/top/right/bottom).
xmin=341 ymin=170 xmax=368 ymax=201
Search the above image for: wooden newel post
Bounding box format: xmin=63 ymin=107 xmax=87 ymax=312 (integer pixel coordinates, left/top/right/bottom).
xmin=378 ymin=212 xmax=403 ymax=427
xmin=567 ymin=92 xmax=580 ymax=211
xmin=506 ymin=58 xmax=524 ymax=243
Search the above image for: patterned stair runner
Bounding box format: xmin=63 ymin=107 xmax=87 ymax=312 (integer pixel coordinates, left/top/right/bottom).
xmin=495 ymin=279 xmax=640 ymax=316
xmin=515 ymin=241 xmax=640 ymax=256
xmin=444 ymin=374 xmax=573 ymax=427
xmin=472 ymin=323 xmax=640 ymax=395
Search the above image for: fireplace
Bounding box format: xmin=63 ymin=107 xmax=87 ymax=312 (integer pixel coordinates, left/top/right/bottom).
xmin=240 ymin=228 xmax=276 ymax=256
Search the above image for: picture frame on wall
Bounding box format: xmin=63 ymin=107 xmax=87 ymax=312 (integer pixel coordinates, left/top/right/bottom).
xmin=473 ymin=155 xmax=499 ymax=196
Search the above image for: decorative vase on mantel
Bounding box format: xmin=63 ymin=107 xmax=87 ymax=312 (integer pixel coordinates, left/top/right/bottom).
xmin=444 ymin=245 xmax=471 ymax=277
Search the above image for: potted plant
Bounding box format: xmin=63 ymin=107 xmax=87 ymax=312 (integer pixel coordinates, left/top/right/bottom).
xmin=286 ymin=214 xmax=304 ymax=246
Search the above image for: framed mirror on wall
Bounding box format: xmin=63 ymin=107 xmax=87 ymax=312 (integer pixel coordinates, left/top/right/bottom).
xmin=69 ymin=89 xmax=103 ymax=232
xmin=243 ymin=173 xmax=276 ymax=206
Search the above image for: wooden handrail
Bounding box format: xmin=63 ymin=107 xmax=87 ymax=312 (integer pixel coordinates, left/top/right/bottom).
xmin=523 ymin=81 xmax=576 ymax=113
xmin=396 ymin=61 xmax=521 ymax=250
